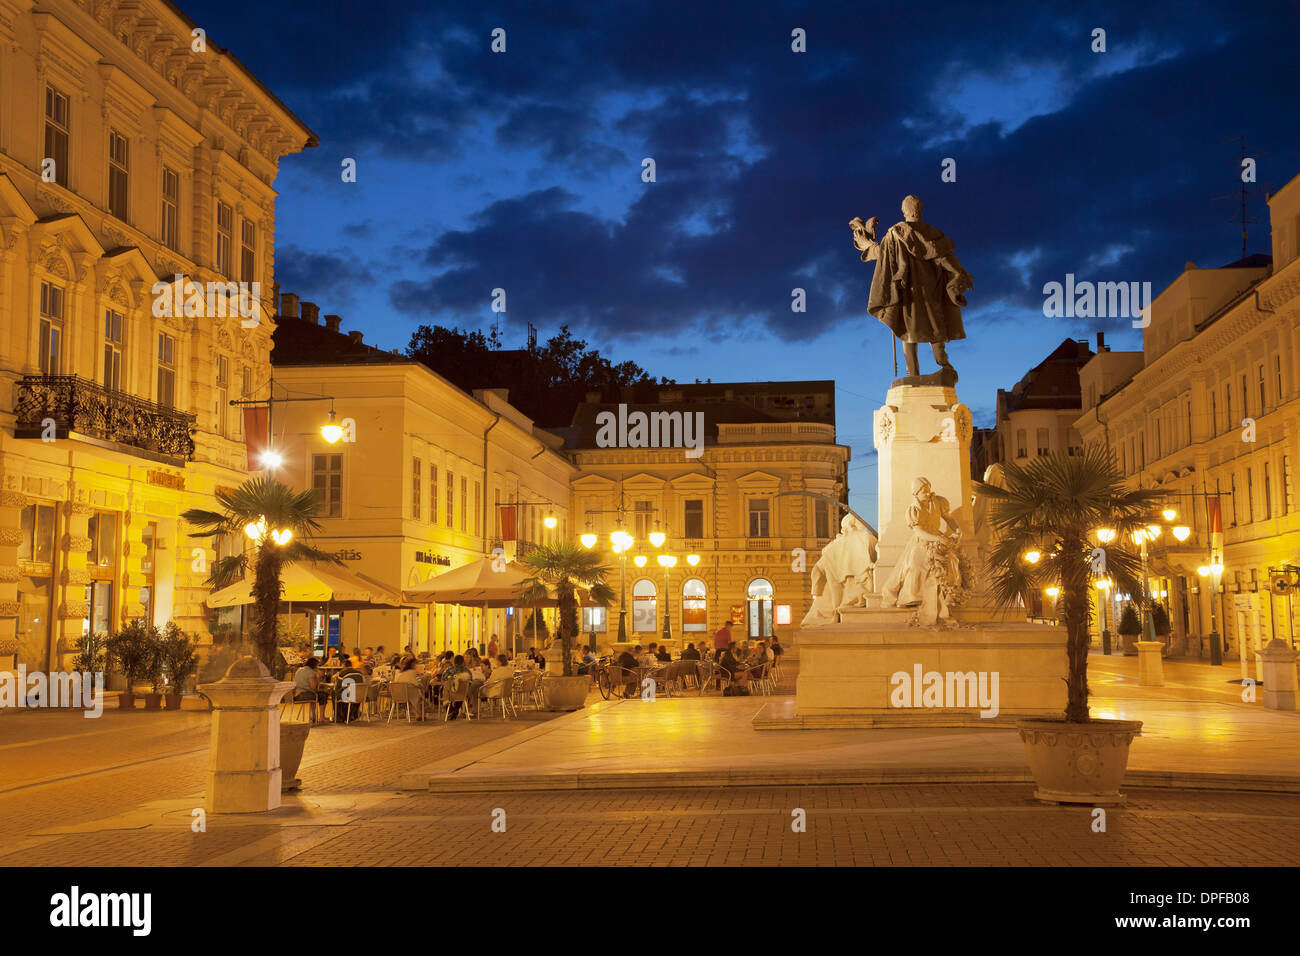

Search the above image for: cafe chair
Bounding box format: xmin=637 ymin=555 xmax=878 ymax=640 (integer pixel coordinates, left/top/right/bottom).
xmin=386 ymin=681 xmax=423 ymax=724
xmin=478 ymin=678 xmax=515 ymax=720
xmin=442 ymin=677 xmax=473 ymax=722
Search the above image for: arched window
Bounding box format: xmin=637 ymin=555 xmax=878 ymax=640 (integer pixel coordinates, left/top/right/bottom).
xmin=682 ymin=578 xmax=707 ymax=633
xmin=633 ymin=578 xmax=657 ymax=633
xmin=747 ymin=577 xmax=773 ymax=638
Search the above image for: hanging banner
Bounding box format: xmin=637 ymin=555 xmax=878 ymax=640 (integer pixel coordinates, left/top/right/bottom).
xmin=243 ymin=406 xmax=269 ymax=471
xmin=500 ymin=506 xmax=517 ymax=541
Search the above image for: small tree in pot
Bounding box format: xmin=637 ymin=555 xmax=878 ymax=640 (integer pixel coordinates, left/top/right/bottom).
xmin=105 ymin=620 xmax=154 ymax=710
xmin=71 ymin=631 xmax=107 ymax=676
xmin=1117 ymin=602 xmax=1142 ymax=655
xmin=976 ymin=445 xmax=1166 ymax=804
xmin=158 ymin=623 xmax=199 ymax=709
xmin=142 ymin=626 xmax=166 ymax=710
xmin=518 ymin=543 xmax=614 ymax=709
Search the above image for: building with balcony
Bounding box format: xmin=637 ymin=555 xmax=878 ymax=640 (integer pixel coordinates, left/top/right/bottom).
xmin=1074 ymin=169 xmax=1300 ymax=666
xmin=0 ymin=0 xmax=314 ymax=673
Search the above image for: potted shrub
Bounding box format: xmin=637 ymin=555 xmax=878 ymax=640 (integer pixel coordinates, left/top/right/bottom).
xmin=976 ymin=445 xmax=1166 ymax=805
xmin=1117 ymin=602 xmax=1141 ymax=655
xmin=518 ymin=543 xmax=615 ymax=709
xmin=106 ymin=620 xmax=154 ymax=710
xmin=1151 ymin=603 xmax=1173 ymax=655
xmin=71 ymin=631 xmax=107 ymax=678
xmin=142 ymin=626 xmax=165 ymax=710
xmin=158 ymin=623 xmax=199 ymax=710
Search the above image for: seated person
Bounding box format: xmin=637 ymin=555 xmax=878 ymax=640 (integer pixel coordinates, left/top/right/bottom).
xmin=444 ymin=655 xmax=474 ymax=719
xmin=576 ymin=645 xmax=597 ymax=675
xmin=392 ymin=655 xmax=425 ymax=719
xmin=484 ymin=654 xmax=516 ymax=700
xmin=635 ymin=644 xmax=655 ymax=668
xmin=616 ymin=646 xmax=641 ymax=695
xmin=718 ymin=642 xmax=750 ymax=689
xmin=292 ymin=657 xmax=331 ymax=722
xmin=334 ymin=661 xmax=366 ymax=723
xmin=681 ymin=642 xmax=701 ymax=661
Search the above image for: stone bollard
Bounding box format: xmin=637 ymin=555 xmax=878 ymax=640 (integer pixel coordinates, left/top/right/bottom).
xmin=1258 ymin=639 xmax=1298 ymax=711
xmin=1135 ymin=641 xmax=1165 ymax=686
xmin=199 ymin=656 xmax=292 ymax=813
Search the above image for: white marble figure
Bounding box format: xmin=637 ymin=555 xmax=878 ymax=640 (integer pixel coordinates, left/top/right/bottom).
xmin=801 ymin=512 xmax=877 ymax=626
xmin=881 ymin=477 xmax=962 ymax=625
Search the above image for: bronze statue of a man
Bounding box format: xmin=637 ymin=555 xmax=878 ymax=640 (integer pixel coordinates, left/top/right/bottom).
xmin=850 ymin=195 xmax=973 ymax=383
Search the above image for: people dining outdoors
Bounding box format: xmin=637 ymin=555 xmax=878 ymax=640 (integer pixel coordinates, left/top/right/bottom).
xmin=334 ymin=659 xmax=367 ymax=723
xmin=681 ymin=642 xmax=701 ymax=661
xmin=324 ymin=646 xmax=344 ymax=667
xmin=770 ymin=635 xmax=784 ymax=660
xmin=484 ymin=654 xmax=515 ymax=705
xmin=636 ymin=644 xmax=655 ymax=668
xmin=443 ymin=655 xmax=474 ymax=719
xmin=392 ymin=655 xmax=426 ymax=721
xmin=655 ymin=644 xmax=672 ymax=663
xmin=292 ymin=657 xmax=331 ymax=722
xmin=717 ymin=641 xmax=751 ymax=694
xmin=526 ymin=647 xmax=546 ymax=671
xmin=487 ymin=634 xmax=499 ymax=661
xmin=713 ymin=620 xmax=733 ymax=660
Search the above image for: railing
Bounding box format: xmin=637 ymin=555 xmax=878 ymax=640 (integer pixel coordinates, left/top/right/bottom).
xmin=14 ymin=375 xmax=196 ymax=464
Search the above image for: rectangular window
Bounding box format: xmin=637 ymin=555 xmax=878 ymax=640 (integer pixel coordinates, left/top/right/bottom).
xmin=446 ymin=471 xmax=455 ymax=528
xmin=1036 ymin=428 xmax=1049 ymax=456
xmin=815 ymin=499 xmax=830 ymax=539
xmin=430 ymin=465 xmax=439 ymax=525
xmin=240 ymin=219 xmax=257 ymax=283
xmin=1283 ymin=456 xmax=1292 ymax=515
xmin=1264 ymin=462 xmax=1273 ymax=520
xmin=44 ymin=86 xmax=70 ymax=187
xmin=1154 ymin=420 xmax=1161 ymax=459
xmin=460 ymin=477 xmax=468 ymax=532
xmin=156 ymin=332 xmax=176 ymax=407
xmin=1257 ymin=363 xmax=1267 ymax=414
xmin=216 ymin=202 xmax=233 ymax=275
xmin=1016 ymin=429 xmax=1027 ymax=458
xmin=39 ymin=282 xmax=66 ymax=375
xmin=1241 ymin=374 xmax=1248 ymax=419
xmin=18 ymin=503 xmax=56 ymax=563
xmin=581 ymin=606 xmax=607 ymax=633
xmin=103 ymin=309 xmax=124 ymax=390
xmin=1246 ymin=468 xmax=1255 ymax=524
xmin=683 ymin=499 xmax=704 ymax=539
xmin=1230 ymin=473 xmax=1239 ymax=526
xmin=633 ymin=500 xmax=654 ymax=540
xmin=1186 ymin=400 xmax=1192 ymax=447
xmin=161 ymin=166 xmax=179 ymax=249
xmin=88 ymin=512 xmax=118 ymax=568
xmin=1210 ymin=391 xmax=1217 ymax=436
xmin=1275 ymin=354 xmax=1284 ymax=403
xmin=474 ymin=481 xmax=481 ymax=535
xmin=238 ymin=366 xmax=252 ymax=437
xmin=1225 ymin=384 xmax=1232 ymax=432
xmin=412 ymin=458 xmax=422 ymax=520
xmin=215 ymin=354 xmax=228 ymax=435
xmin=748 ymin=498 xmax=770 ymax=537
xmin=312 ymin=454 xmax=343 ymax=518
xmin=108 ymin=129 xmax=129 ymax=220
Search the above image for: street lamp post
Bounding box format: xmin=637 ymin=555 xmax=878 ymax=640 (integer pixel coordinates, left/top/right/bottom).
xmin=658 ymin=554 xmax=677 ymax=642
xmin=1096 ymin=577 xmax=1112 ymax=655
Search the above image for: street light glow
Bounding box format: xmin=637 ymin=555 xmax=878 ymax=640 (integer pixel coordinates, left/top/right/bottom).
xmin=259 ymin=449 xmax=283 ymax=469
xmin=632 ymin=554 xmax=647 ymax=568
xmin=320 ymin=410 xmax=343 ymax=444
xmin=1162 ymin=508 xmax=1177 ymax=522
xmin=686 ymin=553 xmax=700 ymax=566
xmin=1172 ymin=525 xmax=1191 ymax=542
xmin=1023 ymin=550 xmax=1041 ymax=564
xmin=580 ymin=532 xmax=597 ymax=549
xmin=1096 ymin=528 xmax=1116 ymax=543
xmin=648 ymin=530 xmax=666 ymax=548
xmin=657 ymin=554 xmax=677 ymax=568
xmin=543 ymin=514 xmax=558 ymax=529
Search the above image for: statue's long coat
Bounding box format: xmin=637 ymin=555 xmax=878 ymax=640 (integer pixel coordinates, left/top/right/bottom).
xmin=867 ymin=220 xmax=967 ymax=344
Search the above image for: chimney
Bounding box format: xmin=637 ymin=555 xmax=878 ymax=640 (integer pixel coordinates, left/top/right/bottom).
xmin=1095 ymin=331 xmax=1106 ymax=352
xmin=279 ymin=292 xmax=300 ymax=319
xmin=324 ymin=314 xmax=341 ymax=333
xmin=301 ymin=301 xmax=320 ymax=325
xmin=347 ymin=330 xmax=363 ymax=345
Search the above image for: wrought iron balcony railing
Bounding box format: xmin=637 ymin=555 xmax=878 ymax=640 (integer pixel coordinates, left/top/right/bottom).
xmin=14 ymin=375 xmax=196 ymax=465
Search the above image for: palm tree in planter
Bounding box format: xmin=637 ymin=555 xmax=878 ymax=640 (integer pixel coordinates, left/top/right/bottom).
xmin=182 ymin=478 xmax=339 ymax=675
xmin=518 ymin=542 xmax=615 ymax=710
xmin=975 ymin=444 xmax=1167 ymax=804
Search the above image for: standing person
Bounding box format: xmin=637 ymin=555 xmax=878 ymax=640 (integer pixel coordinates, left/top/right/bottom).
xmin=713 ymin=620 xmax=733 ymax=660
xmin=487 ymin=634 xmax=499 ymax=661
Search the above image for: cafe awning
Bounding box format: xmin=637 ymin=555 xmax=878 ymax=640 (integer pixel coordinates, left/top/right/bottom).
xmin=403 ymin=557 xmax=597 ymax=608
xmin=205 ymin=561 xmax=414 ymax=610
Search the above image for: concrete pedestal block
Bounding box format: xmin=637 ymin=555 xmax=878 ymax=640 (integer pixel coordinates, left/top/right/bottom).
xmin=199 ymin=656 xmax=292 ymax=813
xmin=1136 ymin=641 xmax=1165 ymax=686
xmin=1259 ymin=639 xmax=1299 ymax=711
xmin=783 ymin=618 xmax=1067 ymax=728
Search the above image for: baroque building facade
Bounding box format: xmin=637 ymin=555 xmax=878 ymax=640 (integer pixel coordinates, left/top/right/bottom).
xmin=0 ymin=0 xmax=313 ymax=673
xmin=1074 ymin=170 xmax=1300 ymax=667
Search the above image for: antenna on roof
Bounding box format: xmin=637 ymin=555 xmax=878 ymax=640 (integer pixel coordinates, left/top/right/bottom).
xmin=1213 ymin=136 xmax=1270 ymax=259
xmin=527 ymin=323 xmax=537 ymax=351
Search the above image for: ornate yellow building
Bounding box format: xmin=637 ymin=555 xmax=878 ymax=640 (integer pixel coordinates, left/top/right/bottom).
xmin=563 ymin=384 xmax=849 ymax=647
xmin=1075 ymin=170 xmax=1300 ymax=666
xmin=0 ymin=0 xmax=313 ymax=673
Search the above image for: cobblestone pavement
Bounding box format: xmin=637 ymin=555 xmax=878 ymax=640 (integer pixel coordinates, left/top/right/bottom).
xmin=4 ymin=654 xmax=1296 ymax=867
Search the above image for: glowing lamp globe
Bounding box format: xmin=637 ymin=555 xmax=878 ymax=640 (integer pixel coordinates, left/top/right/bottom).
xmin=580 ymin=532 xmax=598 ymax=549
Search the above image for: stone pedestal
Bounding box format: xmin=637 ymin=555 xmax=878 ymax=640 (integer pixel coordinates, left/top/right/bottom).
xmin=873 ymin=385 xmax=973 ymax=586
xmin=199 ymin=656 xmax=292 ymax=813
xmin=780 ymin=607 xmax=1067 ymax=728
xmin=1258 ymin=639 xmax=1298 ymax=711
xmin=1136 ymin=641 xmax=1165 ymax=686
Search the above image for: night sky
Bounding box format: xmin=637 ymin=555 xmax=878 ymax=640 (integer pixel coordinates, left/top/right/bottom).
xmin=185 ymin=0 xmax=1299 ymax=521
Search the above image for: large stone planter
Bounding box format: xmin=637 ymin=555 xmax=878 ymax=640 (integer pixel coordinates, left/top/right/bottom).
xmin=1017 ymin=718 xmax=1143 ymax=805
xmin=543 ymin=675 xmax=589 ymax=711
xmin=280 ymin=721 xmax=311 ymax=791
